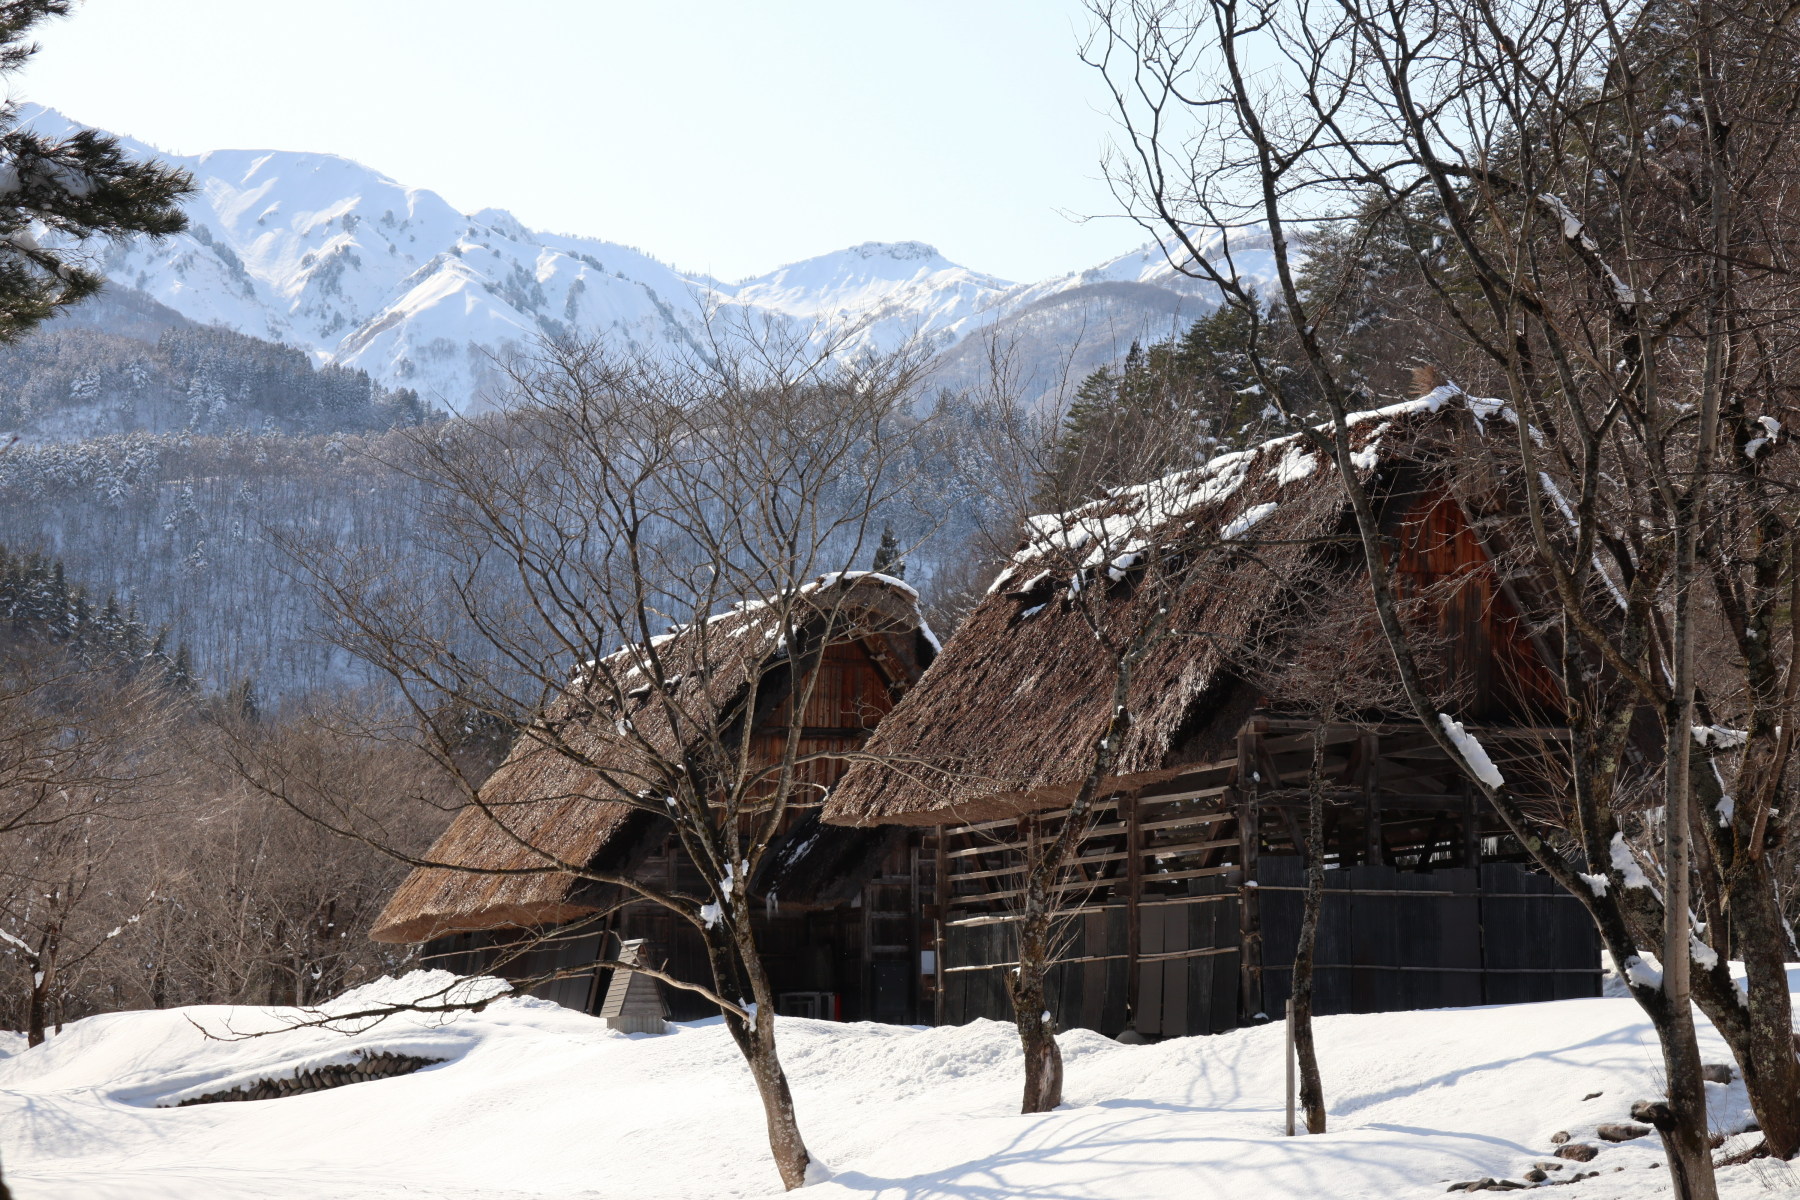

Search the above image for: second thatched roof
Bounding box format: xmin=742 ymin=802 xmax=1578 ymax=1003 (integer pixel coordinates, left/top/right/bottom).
xmin=823 ymin=390 xmax=1507 ymax=828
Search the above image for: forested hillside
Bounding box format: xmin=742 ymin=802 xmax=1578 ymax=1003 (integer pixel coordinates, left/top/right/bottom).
xmin=0 ymin=429 xmax=429 ymax=696
xmin=0 ymin=303 xmax=436 ymax=441
xmin=0 ymin=278 xmax=452 ymax=696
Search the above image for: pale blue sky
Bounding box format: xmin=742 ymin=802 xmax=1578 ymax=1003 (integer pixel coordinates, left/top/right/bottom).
xmin=18 ymin=0 xmax=1145 ymax=283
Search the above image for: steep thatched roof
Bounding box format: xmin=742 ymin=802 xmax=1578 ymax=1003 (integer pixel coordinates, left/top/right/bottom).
xmin=824 ymin=391 xmax=1506 ymax=828
xmin=371 ymin=573 xmax=931 ymax=944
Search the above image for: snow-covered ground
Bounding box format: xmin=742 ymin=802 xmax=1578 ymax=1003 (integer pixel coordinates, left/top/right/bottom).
xmin=1 ymin=971 xmax=1795 ymax=1200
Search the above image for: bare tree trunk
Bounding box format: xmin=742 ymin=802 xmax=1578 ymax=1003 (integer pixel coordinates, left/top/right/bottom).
xmin=1290 ymin=723 xmax=1327 ymax=1134
xmin=1726 ymin=865 xmax=1800 ymax=1158
xmin=24 ymin=935 xmax=52 ymax=1048
xmin=25 ymin=976 xmax=47 ymax=1048
xmin=1652 ymin=672 xmax=1719 ymax=1199
xmin=1007 ymin=882 xmax=1064 ymax=1114
xmin=1657 ymin=331 xmax=1721 ymax=1197
xmin=1632 ymin=1038 xmax=1718 ymax=1200
xmin=1001 ymin=646 xmax=1153 ymax=1113
xmin=1687 ymin=746 xmax=1800 ymax=1156
xmin=1653 ymin=1017 xmax=1718 ymax=1199
xmin=737 ymin=1020 xmax=812 ymax=1190
xmin=713 ymin=912 xmax=813 ymax=1189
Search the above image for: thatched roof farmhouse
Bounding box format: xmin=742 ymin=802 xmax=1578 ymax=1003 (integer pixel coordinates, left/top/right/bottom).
xmin=372 ymin=572 xmax=939 ymax=1020
xmin=826 ymin=388 xmax=1560 ymax=830
xmin=823 ymin=390 xmax=1594 ymax=1038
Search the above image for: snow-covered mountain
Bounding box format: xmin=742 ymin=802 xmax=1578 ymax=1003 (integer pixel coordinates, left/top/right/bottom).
xmin=730 ymin=240 xmax=1016 ymax=349
xmin=27 ymin=106 xmax=1266 ymax=412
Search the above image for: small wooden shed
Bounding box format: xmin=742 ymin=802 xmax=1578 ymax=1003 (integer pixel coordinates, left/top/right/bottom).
xmin=599 ymin=940 xmax=668 ymax=1035
xmin=370 ymin=572 xmax=939 ymax=1023
xmin=824 ymin=391 xmax=1599 ymax=1037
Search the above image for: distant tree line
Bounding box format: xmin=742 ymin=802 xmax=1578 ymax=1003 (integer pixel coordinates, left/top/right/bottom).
xmin=0 ymin=545 xmax=185 ymax=685
xmin=1042 ymin=225 xmax=1427 ymax=508
xmin=0 ymin=549 xmax=438 ymax=1046
xmin=0 ymin=321 xmax=438 ymax=438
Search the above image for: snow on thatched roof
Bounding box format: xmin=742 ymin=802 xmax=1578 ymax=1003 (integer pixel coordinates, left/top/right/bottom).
xmin=823 ymin=390 xmax=1500 ymax=828
xmin=371 ymin=573 xmax=930 ymax=944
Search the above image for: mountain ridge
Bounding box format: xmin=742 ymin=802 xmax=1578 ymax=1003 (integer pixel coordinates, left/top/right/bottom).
xmin=26 ymin=105 xmax=1258 ymax=411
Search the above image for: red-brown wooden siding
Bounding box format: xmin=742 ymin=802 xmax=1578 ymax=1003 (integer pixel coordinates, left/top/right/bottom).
xmin=1390 ymin=488 xmax=1562 ymax=719
xmin=751 ymin=641 xmax=899 ymax=797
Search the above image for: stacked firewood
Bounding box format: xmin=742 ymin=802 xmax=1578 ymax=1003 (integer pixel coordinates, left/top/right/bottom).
xmin=171 ymin=1051 xmax=442 ymax=1106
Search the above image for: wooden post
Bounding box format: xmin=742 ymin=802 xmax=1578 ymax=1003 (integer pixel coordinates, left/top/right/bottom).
xmin=583 ymin=910 xmax=621 ymax=1015
xmin=1360 ymin=730 xmax=1382 ymax=865
xmin=1124 ymin=795 xmax=1143 ymax=1031
xmin=1237 ymin=721 xmax=1265 ymax=1023
xmin=1461 ymin=776 xmax=1480 ymax=869
xmin=1285 ymin=996 xmax=1297 ymax=1136
xmin=933 ymin=824 xmax=948 ymax=1027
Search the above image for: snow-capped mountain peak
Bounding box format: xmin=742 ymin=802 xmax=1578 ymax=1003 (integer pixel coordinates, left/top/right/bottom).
xmin=30 ymin=105 xmax=1256 ymax=411
xmin=728 ymin=241 xmax=1015 ymax=337
xmin=846 ymin=240 xmax=943 ymax=262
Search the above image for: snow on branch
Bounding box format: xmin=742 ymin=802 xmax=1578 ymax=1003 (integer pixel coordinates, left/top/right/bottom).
xmin=1610 ymin=833 xmax=1656 ymax=892
xmin=1536 ymin=193 xmax=1639 ymax=308
xmin=1624 ymin=953 xmax=1663 ymax=991
xmin=1438 ymin=714 xmax=1505 ymax=788
xmin=1746 ymin=416 xmax=1782 ymax=460
xmin=1692 ymin=724 xmax=1747 ymax=750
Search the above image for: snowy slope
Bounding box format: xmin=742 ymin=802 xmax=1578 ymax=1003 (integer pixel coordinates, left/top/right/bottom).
xmin=0 ymin=969 xmax=1790 ymax=1200
xmin=21 ymin=105 xmax=725 ymax=412
xmin=22 ymin=107 xmax=1271 ymax=414
xmin=730 ymin=240 xmax=1016 ymax=352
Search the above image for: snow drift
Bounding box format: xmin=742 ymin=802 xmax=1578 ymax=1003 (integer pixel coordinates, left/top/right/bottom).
xmin=0 ymin=968 xmax=1792 ymax=1199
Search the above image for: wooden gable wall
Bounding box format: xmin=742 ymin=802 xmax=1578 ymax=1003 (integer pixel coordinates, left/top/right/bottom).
xmin=1389 ymin=487 xmax=1562 ymax=720
xmin=749 ymin=638 xmax=904 ymax=797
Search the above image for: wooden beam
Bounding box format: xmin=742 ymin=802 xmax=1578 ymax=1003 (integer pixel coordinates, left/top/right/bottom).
xmin=1361 ymin=730 xmax=1382 ymax=866
xmin=940 ymin=943 xmax=1238 ymax=974
xmin=1134 ymin=811 xmax=1234 ymax=833
xmin=1124 ymin=796 xmax=1143 ymax=1032
xmin=934 ymin=825 xmax=948 ymax=1027
xmin=1461 ymin=778 xmax=1480 ymax=870
xmin=1135 ymin=781 xmax=1232 ymax=805
xmin=1143 ymin=836 xmax=1240 ymax=857
xmin=1236 ymin=719 xmax=1265 ymax=1023
xmin=955 ymin=799 xmax=1120 ymax=837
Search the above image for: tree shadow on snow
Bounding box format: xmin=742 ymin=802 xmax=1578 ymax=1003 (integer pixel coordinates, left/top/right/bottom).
xmin=821 ymin=1107 xmax=1523 ymax=1200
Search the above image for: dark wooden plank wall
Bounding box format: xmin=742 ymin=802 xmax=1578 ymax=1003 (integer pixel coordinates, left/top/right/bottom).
xmin=1479 ymin=864 xmax=1602 ymax=1002
xmin=942 ymin=858 xmax=1599 ymax=1037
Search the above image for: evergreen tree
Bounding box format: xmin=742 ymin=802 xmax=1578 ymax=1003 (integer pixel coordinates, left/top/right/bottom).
xmin=0 ymin=4 xmax=193 ymax=340
xmin=1039 ymin=305 xmax=1284 ymax=507
xmin=1289 ymin=194 xmax=1446 ymax=402
xmin=166 ymin=643 xmax=194 ymax=694
xmin=870 ymin=525 xmax=905 ymax=580
xmin=0 ymin=545 xmax=175 ymax=676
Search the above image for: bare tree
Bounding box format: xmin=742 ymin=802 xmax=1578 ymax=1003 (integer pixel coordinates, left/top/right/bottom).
xmin=1085 ymin=0 xmax=1800 ymax=1187
xmin=1235 ymin=561 xmax=1431 ymax=1134
xmin=953 ymin=368 xmax=1283 ymax=1112
xmin=138 ymin=708 xmax=436 ymax=1010
xmin=231 ymin=328 xmax=938 ymax=1190
xmin=0 ymin=650 xmax=172 ymax=1043
xmin=0 ymin=818 xmax=154 ymax=1045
